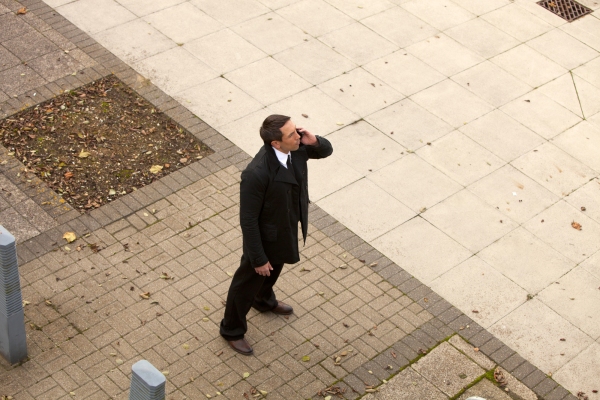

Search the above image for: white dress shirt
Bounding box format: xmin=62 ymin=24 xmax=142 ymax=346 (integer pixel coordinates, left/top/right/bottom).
xmin=272 ymin=147 xmax=290 ymax=168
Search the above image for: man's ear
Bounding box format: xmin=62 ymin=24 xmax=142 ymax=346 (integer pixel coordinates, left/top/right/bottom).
xmin=271 ymin=140 xmax=281 ymax=150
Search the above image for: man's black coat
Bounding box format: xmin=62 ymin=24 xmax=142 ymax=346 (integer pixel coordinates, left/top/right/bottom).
xmin=240 ymin=136 xmax=333 ymax=268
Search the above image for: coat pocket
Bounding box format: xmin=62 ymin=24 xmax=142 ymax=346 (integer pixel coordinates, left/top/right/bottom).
xmin=261 ymin=224 xmax=278 ymax=242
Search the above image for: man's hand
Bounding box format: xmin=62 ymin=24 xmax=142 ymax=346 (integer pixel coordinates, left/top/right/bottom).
xmin=255 ymin=261 xmax=274 ymax=277
xmin=297 ymin=127 xmax=318 ymax=146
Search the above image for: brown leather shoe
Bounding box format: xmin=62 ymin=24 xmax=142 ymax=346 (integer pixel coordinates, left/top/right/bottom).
xmin=228 ymin=338 xmax=253 ymax=356
xmin=271 ymin=301 xmax=293 ymax=315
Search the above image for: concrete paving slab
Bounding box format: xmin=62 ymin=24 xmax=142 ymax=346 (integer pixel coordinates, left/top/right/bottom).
xmin=459 ymin=110 xmax=543 ymax=163
xmin=317 ymin=178 xmax=414 ymax=241
xmin=552 ymin=121 xmax=600 ymax=173
xmin=565 ymin=178 xmax=600 ymax=226
xmin=325 ymin=0 xmax=396 ymax=20
xmin=559 ymin=14 xmax=600 ymax=52
xmin=175 ymin=77 xmax=263 ymax=127
xmin=268 ymin=87 xmax=360 ymax=136
xmin=477 ymin=227 xmax=575 ymax=294
xmin=554 ymin=342 xmax=600 ymax=397
xmin=481 ymin=3 xmax=553 ymax=42
xmin=491 ymin=298 xmax=594 ymax=374
xmin=142 ymin=2 xmax=222 ymax=44
xmin=273 ymin=39 xmax=356 ymax=85
xmin=184 ymin=29 xmax=266 ymax=75
xmin=277 ymin=0 xmax=354 ymax=37
xmin=527 ymin=29 xmax=599 ymax=70
xmin=412 ymin=341 xmax=485 ymax=397
xmin=224 ymin=57 xmax=311 ymax=105
xmin=467 ymin=164 xmax=559 ymax=224
xmin=448 ymin=335 xmax=496 ymax=370
xmin=452 ymin=61 xmax=532 ymax=108
xmin=364 ymin=51 xmax=446 ymax=97
xmin=574 ymin=74 xmax=600 ymax=118
xmin=501 ymin=90 xmax=581 ymax=139
xmin=407 ymin=33 xmax=484 ymax=77
xmin=231 ymin=12 xmax=308 ymax=55
xmin=305 ymin=154 xmax=363 ymax=201
xmin=325 ymin=121 xmax=405 ymax=175
xmin=365 ymin=98 xmax=453 ymax=151
xmin=191 ymin=0 xmax=269 ymax=26
xmin=56 ymin=0 xmax=137 ymax=34
xmin=450 ymin=0 xmax=509 ymax=15
xmin=317 ymin=67 xmax=403 ymax=117
xmin=417 ymin=130 xmax=504 ymax=187
xmin=539 ymin=73 xmax=586 ymax=117
xmin=458 ymin=378 xmax=511 ymax=400
xmin=362 ymin=367 xmax=447 ymax=400
xmin=431 ymin=256 xmax=527 ymax=328
xmin=573 ymin=56 xmax=600 ymax=91
xmin=132 ymin=47 xmax=218 ymax=96
xmin=538 ymin=266 xmax=600 ymax=339
xmin=372 ymin=217 xmax=471 ymax=284
xmin=491 ymin=44 xmax=567 ymax=89
xmin=424 ymin=189 xmax=518 ymax=253
xmin=402 ymin=0 xmax=475 ymax=31
xmin=445 ymin=18 xmax=520 ymax=59
xmin=117 ymin=0 xmax=186 ymax=17
xmin=369 ymin=154 xmax=462 ymax=213
xmin=361 ymin=6 xmax=438 ymax=48
xmin=512 ymin=142 xmax=596 ymax=198
xmin=523 ymin=200 xmax=600 ymax=263
xmin=411 ymin=79 xmax=495 ymax=128
xmin=319 ymin=22 xmax=398 ymax=65
xmin=95 ymin=19 xmax=176 ymax=64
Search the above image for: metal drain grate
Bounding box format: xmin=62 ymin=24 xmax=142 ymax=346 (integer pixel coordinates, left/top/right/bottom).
xmin=537 ymin=0 xmax=592 ymax=22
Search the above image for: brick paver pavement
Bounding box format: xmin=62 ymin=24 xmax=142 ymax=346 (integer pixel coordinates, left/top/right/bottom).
xmin=0 ymin=0 xmax=587 ymax=398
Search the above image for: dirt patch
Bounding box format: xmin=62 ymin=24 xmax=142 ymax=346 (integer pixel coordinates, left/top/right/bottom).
xmin=0 ymin=75 xmax=212 ymax=212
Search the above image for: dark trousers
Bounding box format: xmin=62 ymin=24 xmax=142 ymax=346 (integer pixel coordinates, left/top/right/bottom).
xmin=220 ymin=253 xmax=284 ymax=341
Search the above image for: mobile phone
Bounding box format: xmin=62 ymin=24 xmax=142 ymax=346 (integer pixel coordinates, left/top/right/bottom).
xmin=296 ymin=128 xmax=304 ymax=138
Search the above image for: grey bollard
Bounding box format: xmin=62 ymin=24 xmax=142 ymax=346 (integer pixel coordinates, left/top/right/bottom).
xmin=130 ymin=360 xmax=166 ymax=400
xmin=0 ymin=225 xmax=28 ymax=364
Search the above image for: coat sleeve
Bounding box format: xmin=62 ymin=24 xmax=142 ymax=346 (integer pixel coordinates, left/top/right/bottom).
xmin=239 ymin=168 xmax=269 ymax=268
xmin=304 ymin=135 xmax=333 ymax=159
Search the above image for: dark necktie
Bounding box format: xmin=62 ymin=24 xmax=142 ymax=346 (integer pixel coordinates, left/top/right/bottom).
xmin=287 ymin=154 xmax=299 ymax=183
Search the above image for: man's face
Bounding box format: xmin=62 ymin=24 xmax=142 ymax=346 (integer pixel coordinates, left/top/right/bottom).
xmin=272 ymin=119 xmax=300 ymax=153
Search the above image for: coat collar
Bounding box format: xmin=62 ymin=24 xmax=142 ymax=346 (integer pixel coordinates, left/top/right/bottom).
xmin=265 ymin=145 xmax=298 ymax=186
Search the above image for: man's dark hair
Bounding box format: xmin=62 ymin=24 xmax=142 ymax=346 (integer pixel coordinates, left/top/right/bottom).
xmin=260 ymin=114 xmax=290 ymax=145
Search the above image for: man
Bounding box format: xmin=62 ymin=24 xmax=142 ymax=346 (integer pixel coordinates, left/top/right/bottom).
xmin=220 ymin=114 xmax=333 ymax=355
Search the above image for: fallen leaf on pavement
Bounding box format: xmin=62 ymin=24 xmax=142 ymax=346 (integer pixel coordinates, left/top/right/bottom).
xmin=139 ymin=292 xmax=150 ymax=299
xmin=572 ymin=221 xmax=582 ymax=230
xmin=63 ymin=232 xmax=76 ymax=243
xmin=16 ymin=7 xmax=27 ymax=14
xmin=301 ymin=113 xmax=308 ymax=118
xmin=78 ymin=150 xmax=90 ymax=158
xmin=494 ymin=367 xmax=508 ymax=387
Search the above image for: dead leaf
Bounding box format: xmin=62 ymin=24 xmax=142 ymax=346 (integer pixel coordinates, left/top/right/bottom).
xmin=243 ymin=372 xmax=250 ymax=379
xmin=140 ymin=292 xmax=150 ymax=299
xmin=302 ymin=355 xmax=310 ymax=362
xmin=572 ymin=221 xmax=582 ymax=230
xmin=78 ymin=150 xmax=90 ymax=158
xmin=494 ymin=367 xmax=508 ymax=387
xmin=302 ymin=113 xmax=309 ymax=118
xmin=64 ymin=171 xmax=74 ymax=179
xmin=63 ymin=232 xmax=76 ymax=243
xmin=581 ymin=206 xmax=586 ymax=211
xmin=16 ymin=6 xmax=27 ymax=14
xmin=368 ymin=262 xmax=378 ymax=268
xmin=45 ymin=300 xmax=53 ymax=306
xmin=179 ymin=158 xmax=188 ymax=163
xmin=149 ymin=165 xmax=163 ymax=174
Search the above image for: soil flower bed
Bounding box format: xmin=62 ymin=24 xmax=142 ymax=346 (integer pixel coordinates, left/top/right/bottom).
xmin=0 ymin=75 xmax=212 ymax=212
